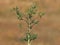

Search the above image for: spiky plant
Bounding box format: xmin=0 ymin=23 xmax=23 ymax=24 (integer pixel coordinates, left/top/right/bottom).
xmin=13 ymin=3 xmax=45 ymax=45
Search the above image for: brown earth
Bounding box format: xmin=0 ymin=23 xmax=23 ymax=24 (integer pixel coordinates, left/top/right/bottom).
xmin=0 ymin=0 xmax=60 ymax=45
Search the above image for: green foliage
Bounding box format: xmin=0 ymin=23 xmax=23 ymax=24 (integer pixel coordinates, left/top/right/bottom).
xmin=27 ymin=4 xmax=37 ymax=15
xmin=39 ymin=12 xmax=45 ymax=18
xmin=27 ymin=4 xmax=37 ymax=19
xmin=16 ymin=7 xmax=23 ymax=20
xmin=31 ymin=20 xmax=39 ymax=25
xmin=20 ymin=33 xmax=37 ymax=42
xmin=12 ymin=3 xmax=45 ymax=44
xmin=33 ymin=20 xmax=39 ymax=24
xmin=13 ymin=6 xmax=23 ymax=20
xmin=30 ymin=33 xmax=37 ymax=41
xmin=29 ymin=20 xmax=39 ymax=29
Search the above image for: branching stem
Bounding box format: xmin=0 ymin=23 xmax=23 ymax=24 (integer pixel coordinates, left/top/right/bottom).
xmin=27 ymin=17 xmax=31 ymax=45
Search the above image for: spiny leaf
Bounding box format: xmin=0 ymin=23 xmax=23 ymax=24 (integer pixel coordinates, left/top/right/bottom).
xmin=20 ymin=33 xmax=37 ymax=42
xmin=31 ymin=4 xmax=36 ymax=9
xmin=39 ymin=12 xmax=45 ymax=18
xmin=27 ymin=4 xmax=37 ymax=16
xmin=26 ymin=33 xmax=37 ymax=41
xmin=30 ymin=34 xmax=37 ymax=41
xmin=15 ymin=6 xmax=23 ymax=20
xmin=21 ymin=33 xmax=31 ymax=41
xmin=31 ymin=3 xmax=37 ymax=10
xmin=23 ymin=37 xmax=28 ymax=41
xmin=26 ymin=4 xmax=37 ymax=19
xmin=31 ymin=20 xmax=39 ymax=25
xmin=34 ymin=20 xmax=39 ymax=24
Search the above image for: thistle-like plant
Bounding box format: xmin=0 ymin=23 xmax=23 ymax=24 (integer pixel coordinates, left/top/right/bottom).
xmin=13 ymin=3 xmax=45 ymax=45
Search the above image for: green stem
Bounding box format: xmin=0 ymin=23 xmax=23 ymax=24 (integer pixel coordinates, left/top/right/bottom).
xmin=27 ymin=18 xmax=31 ymax=45
xmin=28 ymin=35 xmax=31 ymax=45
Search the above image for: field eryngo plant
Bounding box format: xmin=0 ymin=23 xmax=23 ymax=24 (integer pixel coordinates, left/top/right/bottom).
xmin=13 ymin=4 xmax=45 ymax=45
